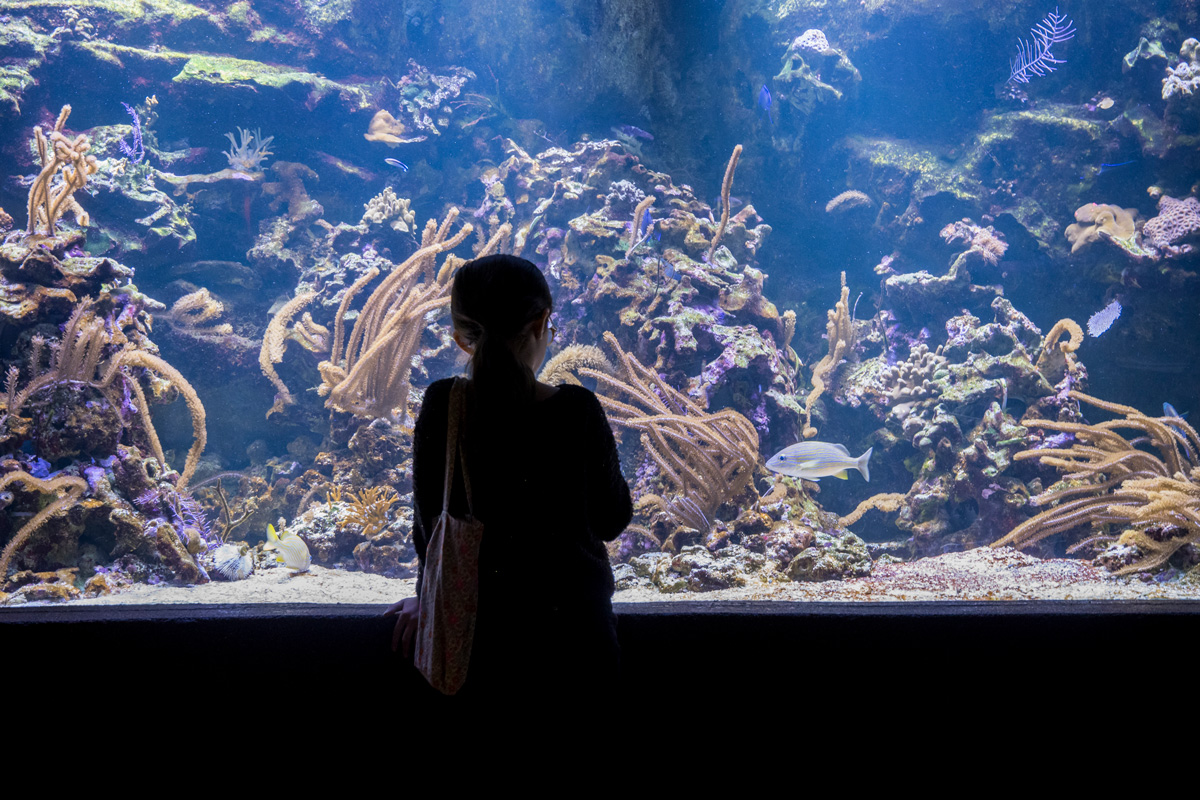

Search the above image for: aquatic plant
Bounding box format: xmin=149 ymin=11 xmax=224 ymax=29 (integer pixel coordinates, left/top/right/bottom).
xmin=222 ymin=126 xmax=274 ymax=173
xmin=1007 ymin=8 xmax=1076 ymax=86
xmin=993 ymin=391 xmax=1200 ymax=575
xmin=26 ymin=105 xmax=99 ymax=235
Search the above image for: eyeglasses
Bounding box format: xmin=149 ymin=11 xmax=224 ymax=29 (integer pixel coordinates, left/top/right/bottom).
xmin=547 ymin=319 xmax=559 ymax=342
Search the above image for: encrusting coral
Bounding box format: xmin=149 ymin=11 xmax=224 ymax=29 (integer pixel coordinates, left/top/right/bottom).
xmin=880 ymin=343 xmax=947 ymax=404
xmin=993 ymin=391 xmax=1200 ymax=575
xmin=362 ymin=187 xmax=417 ymax=233
xmin=26 ymin=105 xmax=99 ymax=236
xmin=1141 ymin=194 xmax=1200 ymax=255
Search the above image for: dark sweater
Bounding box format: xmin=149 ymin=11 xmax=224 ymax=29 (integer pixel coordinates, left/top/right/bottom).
xmin=411 ymin=377 xmax=632 ymax=692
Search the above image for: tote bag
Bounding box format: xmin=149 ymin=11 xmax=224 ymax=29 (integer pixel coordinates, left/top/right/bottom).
xmin=414 ymin=378 xmax=485 ymax=695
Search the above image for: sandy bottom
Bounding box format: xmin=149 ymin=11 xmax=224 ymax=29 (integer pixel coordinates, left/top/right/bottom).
xmin=6 ymin=546 xmax=1196 ymax=608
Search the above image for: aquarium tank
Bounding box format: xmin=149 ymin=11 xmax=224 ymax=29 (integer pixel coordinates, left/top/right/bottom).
xmin=0 ymin=0 xmax=1197 ymax=608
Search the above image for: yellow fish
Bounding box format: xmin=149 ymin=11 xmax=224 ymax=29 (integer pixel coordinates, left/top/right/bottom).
xmin=263 ymin=524 xmax=311 ymax=572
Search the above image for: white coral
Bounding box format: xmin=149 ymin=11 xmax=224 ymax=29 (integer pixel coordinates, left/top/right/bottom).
xmin=362 ymin=187 xmax=417 ymax=232
xmin=223 ymin=127 xmax=274 ymax=173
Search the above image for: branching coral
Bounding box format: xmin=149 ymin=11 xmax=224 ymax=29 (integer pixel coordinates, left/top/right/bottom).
xmin=1033 ymin=317 xmax=1083 ymax=380
xmin=707 ymin=144 xmax=743 ymax=262
xmin=26 ymin=105 xmax=99 ymax=235
xmin=223 ymin=127 xmax=274 ymax=173
xmin=840 ymin=492 xmax=906 ymax=527
xmin=579 ymin=331 xmax=760 ymax=545
xmin=537 ymin=344 xmax=615 ymax=387
xmin=802 ymin=271 xmax=855 ymax=438
xmin=160 ymin=288 xmax=233 ymax=337
xmin=318 ymin=209 xmax=472 ymax=421
xmin=260 ymin=291 xmax=317 ymax=418
xmin=339 ymin=485 xmax=399 ymax=539
xmin=992 ymin=391 xmax=1200 ymax=575
xmin=0 ymin=469 xmax=87 ymax=579
xmin=5 ymin=300 xmax=207 ymax=488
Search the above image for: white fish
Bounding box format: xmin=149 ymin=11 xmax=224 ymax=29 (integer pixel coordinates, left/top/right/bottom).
xmin=263 ymin=524 xmax=311 ymax=572
xmin=766 ymin=442 xmax=872 ymax=482
xmin=212 ymin=543 xmax=253 ymax=580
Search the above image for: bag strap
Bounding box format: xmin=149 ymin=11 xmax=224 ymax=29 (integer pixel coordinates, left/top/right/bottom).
xmin=441 ymin=378 xmax=477 ymax=518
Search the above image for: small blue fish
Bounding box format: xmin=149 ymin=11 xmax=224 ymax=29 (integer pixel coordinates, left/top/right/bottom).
xmin=767 ymin=442 xmax=872 ymax=481
xmin=758 ymin=85 xmax=773 ymax=125
xmin=642 ymin=208 xmax=652 ymax=233
xmin=619 ymin=124 xmax=654 ymax=141
xmin=1098 ymin=160 xmax=1136 ymax=174
xmin=384 ymin=158 xmax=408 ymax=172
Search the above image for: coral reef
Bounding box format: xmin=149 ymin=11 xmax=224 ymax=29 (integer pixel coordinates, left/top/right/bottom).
xmin=26 ymin=106 xmax=99 ymax=236
xmin=1141 ymin=194 xmax=1200 ymax=257
xmin=317 ymin=209 xmax=473 ymax=421
xmin=580 ymin=331 xmax=760 ymax=551
xmin=994 ymin=392 xmax=1200 ymax=576
xmin=1064 ymin=203 xmax=1138 ymax=254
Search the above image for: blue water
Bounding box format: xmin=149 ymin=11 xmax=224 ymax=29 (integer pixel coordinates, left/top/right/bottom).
xmin=0 ymin=1 xmax=1197 ymax=602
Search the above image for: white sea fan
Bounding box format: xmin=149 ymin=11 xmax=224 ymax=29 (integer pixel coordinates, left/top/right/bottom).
xmin=1087 ymin=299 xmax=1122 ymax=337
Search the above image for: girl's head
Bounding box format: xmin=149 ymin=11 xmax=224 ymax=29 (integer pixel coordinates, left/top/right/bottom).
xmin=450 ymin=254 xmax=553 ymax=407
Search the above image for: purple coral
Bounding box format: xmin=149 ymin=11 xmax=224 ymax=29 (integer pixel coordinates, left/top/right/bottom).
xmin=1142 ymin=195 xmax=1200 ymax=250
xmin=118 ymin=102 xmax=145 ymax=164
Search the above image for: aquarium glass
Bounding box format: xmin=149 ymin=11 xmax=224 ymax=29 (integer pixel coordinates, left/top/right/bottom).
xmin=1 ymin=0 xmax=1198 ymax=607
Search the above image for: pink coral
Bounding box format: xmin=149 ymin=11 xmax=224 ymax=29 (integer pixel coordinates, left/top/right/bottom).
xmin=1142 ymin=194 xmax=1200 ymax=249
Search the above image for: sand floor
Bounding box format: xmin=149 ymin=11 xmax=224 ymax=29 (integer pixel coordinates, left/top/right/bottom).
xmin=4 ymin=546 xmax=1197 ymax=608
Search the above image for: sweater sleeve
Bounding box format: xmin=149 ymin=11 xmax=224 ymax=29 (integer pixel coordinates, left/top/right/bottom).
xmin=580 ymin=388 xmax=632 ymax=542
xmin=411 ymin=378 xmax=453 ymax=597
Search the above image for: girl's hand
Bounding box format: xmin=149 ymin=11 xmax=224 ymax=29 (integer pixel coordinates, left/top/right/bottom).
xmin=383 ymin=596 xmax=420 ymax=656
